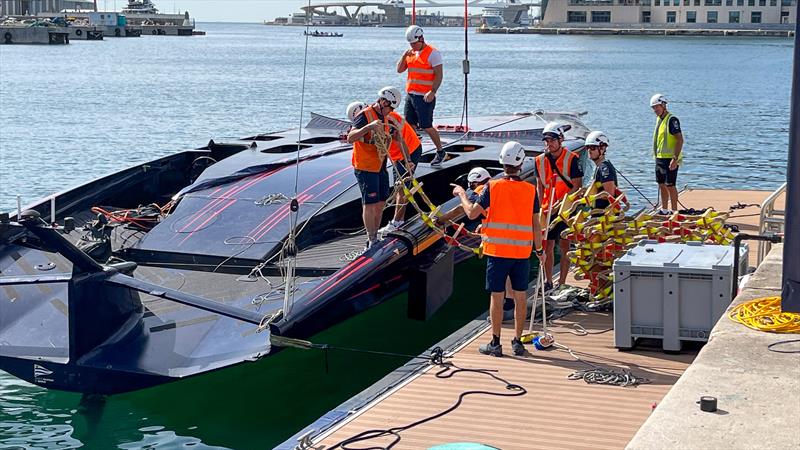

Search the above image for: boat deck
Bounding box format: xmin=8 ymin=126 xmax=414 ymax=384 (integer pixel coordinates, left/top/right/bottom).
xmin=309 ymin=188 xmax=784 ymax=449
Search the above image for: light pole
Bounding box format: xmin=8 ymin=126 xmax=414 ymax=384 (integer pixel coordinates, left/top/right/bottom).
xmin=783 ymin=6 xmax=800 ymax=312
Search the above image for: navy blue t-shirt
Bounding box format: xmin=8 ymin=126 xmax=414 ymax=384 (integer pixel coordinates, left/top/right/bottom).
xmin=668 ymin=116 xmax=681 ymax=135
xmin=593 ymin=160 xmax=618 ymax=210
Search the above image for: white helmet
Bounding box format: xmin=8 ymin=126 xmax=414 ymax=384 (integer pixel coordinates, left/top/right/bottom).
xmin=541 ymin=121 xmax=564 ymax=140
xmin=499 ymin=141 xmax=525 ymax=167
xmin=650 ymin=93 xmax=668 ymax=107
xmin=377 ymin=86 xmax=402 ymax=109
xmin=405 ymin=25 xmax=424 ymax=43
xmin=467 ymin=167 xmax=491 ymax=184
xmin=584 ymin=131 xmax=609 ymax=147
xmin=346 ymin=101 xmax=366 ymax=123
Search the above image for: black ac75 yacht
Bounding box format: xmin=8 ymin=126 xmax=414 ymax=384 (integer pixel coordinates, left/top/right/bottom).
xmin=0 ymin=112 xmax=588 ymax=394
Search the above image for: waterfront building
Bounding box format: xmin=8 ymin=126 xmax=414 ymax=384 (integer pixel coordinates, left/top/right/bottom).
xmin=541 ymin=0 xmax=796 ymax=26
xmin=0 ymin=0 xmax=93 ymax=15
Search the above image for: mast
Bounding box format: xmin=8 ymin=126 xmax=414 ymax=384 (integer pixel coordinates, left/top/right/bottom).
xmin=783 ymin=10 xmax=800 ymax=312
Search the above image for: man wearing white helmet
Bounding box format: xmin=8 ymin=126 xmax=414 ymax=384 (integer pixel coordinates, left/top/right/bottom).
xmin=585 ymin=131 xmax=627 ymax=214
xmin=452 ymin=141 xmax=544 ymax=357
xmin=379 ymin=88 xmax=424 ymax=235
xmin=347 ymin=90 xmax=397 ymax=249
xmin=650 ymin=93 xmax=684 ymax=213
xmin=397 ymin=25 xmax=445 ymax=166
xmin=438 ymin=166 xmax=491 ymax=231
xmin=535 ymin=122 xmax=583 ymax=292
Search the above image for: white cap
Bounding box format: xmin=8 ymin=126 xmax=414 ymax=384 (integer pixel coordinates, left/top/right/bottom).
xmin=405 ymin=25 xmax=424 ymax=43
xmin=467 ymin=167 xmax=491 ymax=183
xmin=499 ymin=141 xmax=525 ymax=167
xmin=377 ymin=86 xmax=402 ymax=109
xmin=346 ymin=101 xmax=366 ymax=123
xmin=650 ymin=93 xmax=668 ymax=107
xmin=584 ymin=131 xmax=609 ymax=147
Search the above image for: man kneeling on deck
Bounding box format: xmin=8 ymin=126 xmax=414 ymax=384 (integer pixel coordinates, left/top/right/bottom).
xmin=452 ymin=142 xmax=545 ymax=357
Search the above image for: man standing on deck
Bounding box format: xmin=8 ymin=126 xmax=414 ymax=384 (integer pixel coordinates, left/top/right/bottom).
xmin=453 ymin=142 xmax=544 ymax=357
xmin=535 ymin=122 xmax=583 ymax=293
xmin=378 ymin=94 xmax=424 ymax=235
xmin=585 ymin=131 xmax=628 ymax=214
xmin=397 ymin=25 xmax=445 ymax=167
xmin=650 ymin=93 xmax=684 ymax=214
xmin=347 ymin=88 xmax=403 ymax=250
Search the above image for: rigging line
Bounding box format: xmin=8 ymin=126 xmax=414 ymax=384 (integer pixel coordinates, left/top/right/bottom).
xmin=461 ymin=0 xmax=469 ymax=130
xmin=615 ymin=167 xmax=657 ymax=208
xmin=282 ymin=0 xmax=314 ymax=319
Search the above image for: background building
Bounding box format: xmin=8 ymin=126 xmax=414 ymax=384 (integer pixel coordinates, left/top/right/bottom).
xmin=541 ymin=0 xmax=796 ymax=26
xmin=1 ymin=0 xmax=95 ymax=15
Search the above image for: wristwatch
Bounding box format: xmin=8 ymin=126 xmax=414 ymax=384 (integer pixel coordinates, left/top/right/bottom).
xmin=534 ymin=248 xmax=544 ymax=256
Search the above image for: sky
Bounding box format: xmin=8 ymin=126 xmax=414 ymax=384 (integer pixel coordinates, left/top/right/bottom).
xmin=96 ymin=1 xmax=472 ymax=23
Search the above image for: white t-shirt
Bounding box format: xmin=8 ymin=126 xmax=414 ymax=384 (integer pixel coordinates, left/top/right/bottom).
xmin=408 ymin=47 xmax=442 ymax=95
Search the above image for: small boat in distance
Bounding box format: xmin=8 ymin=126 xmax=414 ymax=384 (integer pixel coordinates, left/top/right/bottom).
xmin=304 ymin=30 xmax=343 ymax=37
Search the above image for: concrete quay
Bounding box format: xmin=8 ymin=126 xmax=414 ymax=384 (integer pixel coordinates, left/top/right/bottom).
xmin=478 ymin=26 xmax=795 ymax=37
xmin=0 ymin=26 xmax=68 ymax=44
xmin=140 ymin=24 xmax=193 ymax=36
xmin=628 ymin=244 xmax=800 ymax=450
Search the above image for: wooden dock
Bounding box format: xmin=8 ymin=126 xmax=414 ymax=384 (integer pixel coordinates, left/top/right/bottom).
xmin=304 ymin=188 xmax=784 ymax=450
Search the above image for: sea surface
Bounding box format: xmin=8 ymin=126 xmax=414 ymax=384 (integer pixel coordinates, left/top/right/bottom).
xmin=0 ymin=22 xmax=793 ymax=449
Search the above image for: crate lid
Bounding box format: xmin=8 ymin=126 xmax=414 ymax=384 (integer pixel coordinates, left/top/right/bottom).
xmin=615 ymin=241 xmax=739 ymax=270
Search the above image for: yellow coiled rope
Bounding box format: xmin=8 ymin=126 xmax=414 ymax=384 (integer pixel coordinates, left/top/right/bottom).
xmin=728 ymin=297 xmax=800 ymax=333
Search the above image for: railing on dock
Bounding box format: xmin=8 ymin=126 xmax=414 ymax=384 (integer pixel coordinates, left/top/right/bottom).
xmin=757 ymin=182 xmax=786 ymax=265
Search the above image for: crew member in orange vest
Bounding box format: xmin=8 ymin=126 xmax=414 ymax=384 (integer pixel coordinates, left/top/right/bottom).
xmin=347 ymin=87 xmax=403 ymax=250
xmin=535 ymin=122 xmax=583 ymax=292
xmin=437 ymin=167 xmax=491 ymax=231
xmin=396 ymin=25 xmax=445 ymax=167
xmin=378 ymin=98 xmax=423 ymax=235
xmin=453 ymin=142 xmax=544 ymax=357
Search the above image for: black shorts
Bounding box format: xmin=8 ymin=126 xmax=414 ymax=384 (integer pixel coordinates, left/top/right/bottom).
xmin=486 ymin=256 xmax=530 ymax=293
xmin=655 ymin=158 xmax=679 ymax=186
xmin=546 ymin=220 xmax=568 ymax=241
xmin=354 ymin=168 xmax=390 ymax=205
xmin=404 ymin=93 xmax=436 ymax=129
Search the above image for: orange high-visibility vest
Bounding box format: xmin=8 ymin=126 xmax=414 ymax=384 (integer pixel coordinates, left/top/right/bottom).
xmin=536 ymin=148 xmax=578 ymax=210
xmin=386 ymin=111 xmax=421 ymax=162
xmin=482 ymin=178 xmax=537 ymax=259
xmin=351 ymin=106 xmax=384 ymax=173
xmin=406 ymin=45 xmax=437 ymax=94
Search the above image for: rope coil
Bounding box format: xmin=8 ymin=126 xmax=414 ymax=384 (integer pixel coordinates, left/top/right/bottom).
xmin=728 ymin=297 xmax=800 ymax=333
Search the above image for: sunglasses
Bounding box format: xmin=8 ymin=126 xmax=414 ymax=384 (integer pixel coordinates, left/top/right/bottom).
xmin=542 ymin=137 xmax=558 ymax=142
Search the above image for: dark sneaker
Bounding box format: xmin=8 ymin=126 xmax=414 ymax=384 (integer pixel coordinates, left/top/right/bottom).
xmin=543 ymin=281 xmax=554 ymax=294
xmin=511 ymin=338 xmax=525 ymax=356
xmin=430 ymin=151 xmax=446 ymax=167
xmin=478 ymin=341 xmax=503 ymax=357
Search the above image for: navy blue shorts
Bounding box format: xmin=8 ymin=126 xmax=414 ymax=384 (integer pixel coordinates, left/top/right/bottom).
xmin=404 ymin=93 xmax=436 ymax=129
xmin=354 ymin=168 xmax=390 ymax=205
xmin=655 ymin=158 xmax=679 ymax=186
xmin=394 ymin=146 xmax=422 ymax=179
xmin=485 ymin=256 xmax=530 ymax=293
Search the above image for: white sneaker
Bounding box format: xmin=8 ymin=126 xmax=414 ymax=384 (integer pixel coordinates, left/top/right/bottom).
xmin=656 ymin=209 xmax=673 ymax=216
xmin=378 ymin=220 xmax=403 ymax=235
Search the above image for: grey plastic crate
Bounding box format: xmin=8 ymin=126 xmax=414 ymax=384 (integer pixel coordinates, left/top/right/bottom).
xmin=613 ymin=241 xmax=748 ymax=351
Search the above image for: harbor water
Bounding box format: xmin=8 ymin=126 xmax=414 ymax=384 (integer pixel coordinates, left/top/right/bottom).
xmin=0 ymin=22 xmax=793 ymax=449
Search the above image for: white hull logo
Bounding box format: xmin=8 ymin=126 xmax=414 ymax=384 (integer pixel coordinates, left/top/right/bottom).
xmin=33 ymin=364 xmax=54 ymax=384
